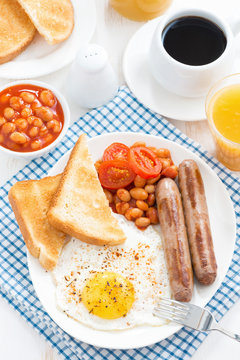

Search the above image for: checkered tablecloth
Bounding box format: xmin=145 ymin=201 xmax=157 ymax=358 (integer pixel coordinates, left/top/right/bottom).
xmin=0 ymin=86 xmax=240 ymax=360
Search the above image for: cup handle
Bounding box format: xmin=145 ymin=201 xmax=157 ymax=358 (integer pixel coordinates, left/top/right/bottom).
xmin=227 ymin=14 xmax=240 ymax=37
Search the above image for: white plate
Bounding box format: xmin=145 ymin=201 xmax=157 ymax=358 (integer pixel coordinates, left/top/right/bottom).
xmin=0 ymin=0 xmax=96 ymax=79
xmin=27 ymin=132 xmax=236 ymax=349
xmin=123 ymin=0 xmax=240 ymax=121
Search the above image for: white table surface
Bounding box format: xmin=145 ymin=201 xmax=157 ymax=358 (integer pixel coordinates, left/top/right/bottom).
xmin=0 ymin=0 xmax=240 ymax=359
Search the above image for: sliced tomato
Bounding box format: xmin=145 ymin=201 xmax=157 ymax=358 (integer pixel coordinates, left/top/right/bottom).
xmin=98 ymin=160 xmax=135 ymax=189
xmin=102 ymin=143 xmax=129 ymax=162
xmin=128 ymin=146 xmax=162 ymax=179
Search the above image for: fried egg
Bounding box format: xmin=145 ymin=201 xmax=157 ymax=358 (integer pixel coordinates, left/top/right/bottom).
xmin=52 ymin=214 xmax=171 ymax=330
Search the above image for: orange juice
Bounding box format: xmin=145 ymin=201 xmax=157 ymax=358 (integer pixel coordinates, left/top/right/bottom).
xmin=110 ymin=0 xmax=173 ymax=21
xmin=207 ymin=81 xmax=240 ymax=170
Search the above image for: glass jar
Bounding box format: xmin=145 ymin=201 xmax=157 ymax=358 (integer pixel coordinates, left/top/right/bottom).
xmin=110 ymin=0 xmax=173 ymax=22
xmin=206 ymin=73 xmax=240 ymax=171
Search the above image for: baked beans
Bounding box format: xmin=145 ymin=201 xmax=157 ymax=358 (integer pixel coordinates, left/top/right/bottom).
xmin=146 ymin=174 xmax=161 ymax=185
xmin=0 ymin=84 xmax=64 ymax=152
xmin=155 ymin=148 xmax=171 ymax=158
xmin=146 ymin=207 xmax=159 ymax=224
xmin=147 ymin=193 xmax=155 ymax=206
xmin=15 ymin=118 xmax=28 ymax=131
xmin=21 ymin=107 xmax=32 ymax=118
xmin=130 ymin=187 xmax=148 ymax=200
xmin=116 ymin=202 xmax=130 ymax=215
xmin=135 ymin=217 xmax=151 ymax=228
xmin=40 ymin=90 xmax=56 ymax=107
xmin=42 ymin=134 xmax=53 ymax=145
xmin=29 ymin=127 xmax=39 ymax=138
xmin=144 ymin=184 xmax=155 ymax=194
xmin=113 ymin=194 xmax=121 ymax=205
xmin=35 ymin=106 xmax=54 ymax=122
xmin=2 ymin=122 xmax=16 ymax=134
xmin=4 ymin=107 xmax=15 ymax=120
xmin=134 ymin=175 xmax=146 ymax=188
xmin=125 ymin=208 xmax=143 ymax=221
xmin=9 ymin=96 xmax=24 ymax=111
xmin=33 ymin=117 xmax=43 ymax=127
xmin=31 ymin=139 xmax=41 ymax=150
xmin=20 ymin=91 xmax=35 ymax=103
xmin=10 ymin=132 xmax=28 ymax=144
xmin=136 ymin=200 xmax=148 ymax=211
xmin=39 ymin=125 xmax=48 ymax=136
xmin=46 ymin=119 xmax=61 ymax=133
xmin=160 ymin=158 xmax=171 ymax=170
xmin=117 ymin=189 xmax=131 ymax=202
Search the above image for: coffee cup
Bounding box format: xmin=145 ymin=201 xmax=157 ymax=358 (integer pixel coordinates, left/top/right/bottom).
xmin=149 ymin=8 xmax=240 ymax=98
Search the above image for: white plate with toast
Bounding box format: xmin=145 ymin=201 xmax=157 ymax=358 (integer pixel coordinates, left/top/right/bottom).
xmin=27 ymin=132 xmax=236 ymax=349
xmin=0 ymin=0 xmax=96 ymax=79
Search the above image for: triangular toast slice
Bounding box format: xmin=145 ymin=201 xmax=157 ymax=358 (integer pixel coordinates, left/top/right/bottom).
xmin=48 ymin=134 xmax=126 ymax=246
xmin=8 ymin=175 xmax=66 ymax=271
xmin=0 ymin=0 xmax=36 ymax=64
xmin=16 ymin=0 xmax=74 ymax=44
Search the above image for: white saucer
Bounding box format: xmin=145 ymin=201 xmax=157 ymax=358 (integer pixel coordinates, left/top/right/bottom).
xmin=123 ymin=12 xmax=240 ymax=121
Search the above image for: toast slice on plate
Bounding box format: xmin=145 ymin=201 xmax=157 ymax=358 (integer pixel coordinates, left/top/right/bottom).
xmin=16 ymin=0 xmax=74 ymax=44
xmin=48 ymin=134 xmax=126 ymax=246
xmin=0 ymin=0 xmax=36 ymax=64
xmin=8 ymin=175 xmax=66 ymax=271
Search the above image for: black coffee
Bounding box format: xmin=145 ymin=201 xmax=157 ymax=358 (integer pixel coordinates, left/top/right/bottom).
xmin=162 ymin=16 xmax=227 ymax=66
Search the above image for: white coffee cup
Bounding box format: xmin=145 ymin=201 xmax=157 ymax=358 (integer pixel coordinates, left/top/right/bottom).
xmin=149 ymin=8 xmax=239 ymax=98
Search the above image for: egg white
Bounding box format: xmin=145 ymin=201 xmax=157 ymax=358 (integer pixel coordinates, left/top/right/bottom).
xmin=52 ymin=214 xmax=171 ymax=330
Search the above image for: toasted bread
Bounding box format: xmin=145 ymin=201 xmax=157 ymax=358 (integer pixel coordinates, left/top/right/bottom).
xmin=48 ymin=134 xmax=126 ymax=246
xmin=8 ymin=175 xmax=66 ymax=271
xmin=0 ymin=0 xmax=36 ymax=64
xmin=17 ymin=0 xmax=74 ymax=45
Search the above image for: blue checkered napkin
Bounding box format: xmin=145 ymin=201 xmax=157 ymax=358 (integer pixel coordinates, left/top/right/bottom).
xmin=0 ymin=85 xmax=240 ymax=360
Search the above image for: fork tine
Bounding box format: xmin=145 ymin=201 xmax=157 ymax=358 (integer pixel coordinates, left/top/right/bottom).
xmin=153 ymin=297 xmax=190 ymax=324
xmin=153 ymin=308 xmax=185 ymax=323
xmin=154 ymin=306 xmax=187 ymax=319
xmin=158 ymin=297 xmax=190 ymax=311
xmin=153 ymin=310 xmax=173 ymax=321
xmin=155 ymin=302 xmax=188 ymax=316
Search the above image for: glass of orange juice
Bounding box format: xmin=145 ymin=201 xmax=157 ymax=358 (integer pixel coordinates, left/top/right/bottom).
xmin=206 ymin=73 xmax=240 ymax=171
xmin=110 ymin=0 xmax=173 ymax=22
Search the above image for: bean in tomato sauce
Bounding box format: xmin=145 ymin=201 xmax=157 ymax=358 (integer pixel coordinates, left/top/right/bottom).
xmin=0 ymin=84 xmax=64 ymax=152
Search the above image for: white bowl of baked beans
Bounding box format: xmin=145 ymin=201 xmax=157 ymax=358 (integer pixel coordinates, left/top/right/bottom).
xmin=0 ymin=80 xmax=70 ymax=158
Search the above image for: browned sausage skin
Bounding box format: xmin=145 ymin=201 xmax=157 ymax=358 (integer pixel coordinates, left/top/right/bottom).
xmin=156 ymin=178 xmax=194 ymax=302
xmin=178 ymin=159 xmax=217 ymax=285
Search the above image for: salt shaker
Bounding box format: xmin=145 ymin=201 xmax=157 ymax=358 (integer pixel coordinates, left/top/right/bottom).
xmin=67 ymin=44 xmax=118 ymax=108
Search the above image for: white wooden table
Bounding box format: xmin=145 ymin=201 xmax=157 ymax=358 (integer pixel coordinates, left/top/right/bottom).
xmin=0 ymin=1 xmax=240 ymax=359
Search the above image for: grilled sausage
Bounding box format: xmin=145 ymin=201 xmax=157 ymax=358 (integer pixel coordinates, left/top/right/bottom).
xmin=178 ymin=159 xmax=217 ymax=285
xmin=156 ymin=178 xmax=193 ymax=302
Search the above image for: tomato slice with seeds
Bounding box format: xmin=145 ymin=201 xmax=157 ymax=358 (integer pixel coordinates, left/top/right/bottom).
xmin=128 ymin=146 xmax=162 ymax=179
xmin=98 ymin=160 xmax=136 ymax=189
xmin=102 ymin=143 xmax=129 ymax=162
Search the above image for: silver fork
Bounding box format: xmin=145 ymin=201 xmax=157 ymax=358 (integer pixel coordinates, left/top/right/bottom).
xmin=153 ymin=297 xmax=240 ymax=342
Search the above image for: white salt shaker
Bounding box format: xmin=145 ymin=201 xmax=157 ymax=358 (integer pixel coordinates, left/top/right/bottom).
xmin=67 ymin=44 xmax=118 ymax=108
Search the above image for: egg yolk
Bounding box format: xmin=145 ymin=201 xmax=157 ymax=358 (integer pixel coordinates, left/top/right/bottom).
xmin=82 ymin=271 xmax=135 ymax=319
